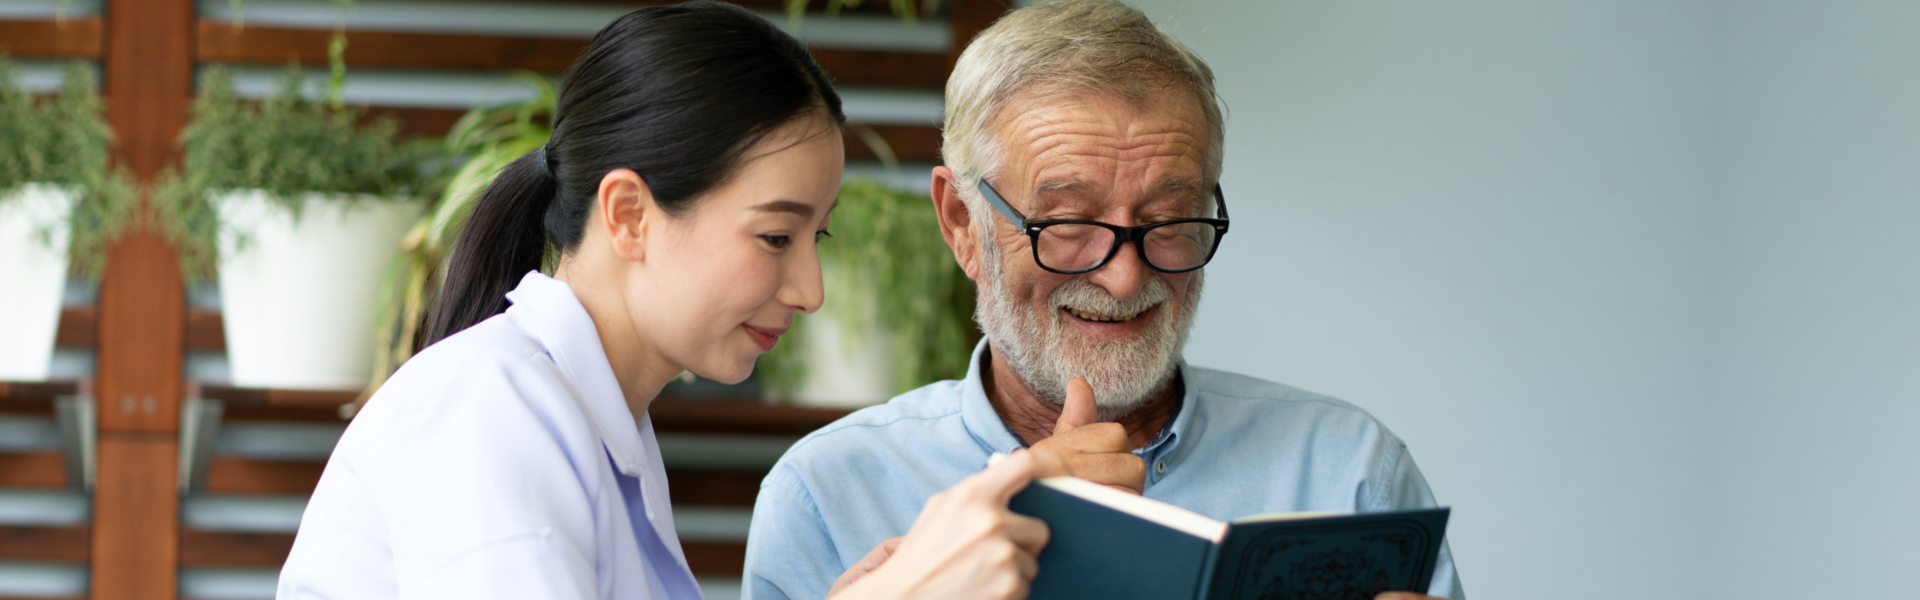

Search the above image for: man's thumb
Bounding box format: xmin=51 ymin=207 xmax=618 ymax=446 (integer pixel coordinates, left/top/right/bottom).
xmin=1054 ymin=378 xmax=1098 ymax=435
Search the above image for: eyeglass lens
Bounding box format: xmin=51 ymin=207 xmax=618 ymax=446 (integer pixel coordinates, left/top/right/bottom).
xmin=1034 ymin=221 xmax=1219 ymax=272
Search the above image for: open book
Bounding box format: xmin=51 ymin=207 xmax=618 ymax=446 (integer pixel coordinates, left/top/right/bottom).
xmin=1008 ymin=477 xmax=1449 ymax=600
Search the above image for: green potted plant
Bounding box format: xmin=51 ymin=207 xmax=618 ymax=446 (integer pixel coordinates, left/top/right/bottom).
xmin=155 ymin=62 xmax=442 ymax=390
xmin=358 ymin=72 xmax=555 ymax=410
xmin=0 ymin=60 xmax=135 ymax=381
xmin=756 ymin=178 xmax=974 ymax=405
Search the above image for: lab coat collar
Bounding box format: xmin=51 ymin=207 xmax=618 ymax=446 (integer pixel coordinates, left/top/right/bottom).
xmin=505 ymin=271 xmax=650 ymax=477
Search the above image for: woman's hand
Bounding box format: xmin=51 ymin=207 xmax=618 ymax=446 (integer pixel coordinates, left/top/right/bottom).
xmin=828 ymin=449 xmax=1068 ymax=600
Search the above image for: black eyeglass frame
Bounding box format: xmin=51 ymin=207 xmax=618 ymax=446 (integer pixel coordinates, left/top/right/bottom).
xmin=976 ymin=179 xmax=1231 ymax=275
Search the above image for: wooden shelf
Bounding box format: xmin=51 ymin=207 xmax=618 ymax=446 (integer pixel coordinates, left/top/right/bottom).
xmin=0 ymin=18 xmax=104 ymax=59
xmin=57 ymin=306 xmax=224 ymax=351
xmin=0 ymin=451 xmax=69 ymax=488
xmin=0 ymin=380 xmax=82 ymax=402
xmin=196 ymin=382 xmax=856 ymax=434
xmin=0 ymin=525 xmax=90 ymax=563
xmin=177 ymin=528 xmax=746 ymax=575
xmin=407 ymin=0 xmax=916 ymax=17
xmin=0 ymin=379 xmax=83 ymax=416
xmin=195 ymin=21 xmax=948 ymax=90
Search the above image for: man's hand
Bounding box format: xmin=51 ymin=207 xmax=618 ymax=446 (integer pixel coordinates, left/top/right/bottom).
xmin=1030 ymin=378 xmax=1146 ymax=494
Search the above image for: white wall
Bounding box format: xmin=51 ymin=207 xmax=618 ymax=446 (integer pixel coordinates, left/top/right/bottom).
xmin=1113 ymin=0 xmax=1915 ymax=598
xmin=1707 ymin=2 xmax=1920 ymax=597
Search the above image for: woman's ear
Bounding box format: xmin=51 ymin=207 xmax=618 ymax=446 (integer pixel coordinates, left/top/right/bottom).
xmin=599 ymin=168 xmax=655 ymax=263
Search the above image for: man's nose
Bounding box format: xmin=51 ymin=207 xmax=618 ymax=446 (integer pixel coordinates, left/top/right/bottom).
xmin=1086 ymin=240 xmax=1150 ymax=300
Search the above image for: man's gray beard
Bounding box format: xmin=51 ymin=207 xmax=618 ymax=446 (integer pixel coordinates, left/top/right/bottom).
xmin=974 ymin=236 xmax=1202 ymax=421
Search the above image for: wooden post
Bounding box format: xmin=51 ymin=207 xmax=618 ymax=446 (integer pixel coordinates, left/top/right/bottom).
xmin=95 ymin=0 xmax=195 ymax=597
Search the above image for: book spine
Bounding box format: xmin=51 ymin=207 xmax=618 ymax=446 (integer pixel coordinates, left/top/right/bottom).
xmin=1191 ymin=544 xmax=1222 ymax=600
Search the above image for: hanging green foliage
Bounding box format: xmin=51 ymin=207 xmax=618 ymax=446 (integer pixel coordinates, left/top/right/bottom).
xmin=0 ymin=59 xmax=138 ymax=277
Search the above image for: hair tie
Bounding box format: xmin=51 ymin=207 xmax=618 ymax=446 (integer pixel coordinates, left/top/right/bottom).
xmin=539 ymin=143 xmax=558 ymax=177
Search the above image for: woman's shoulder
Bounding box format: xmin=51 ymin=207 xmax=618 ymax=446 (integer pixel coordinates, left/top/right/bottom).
xmin=342 ymin=314 xmax=600 ymax=464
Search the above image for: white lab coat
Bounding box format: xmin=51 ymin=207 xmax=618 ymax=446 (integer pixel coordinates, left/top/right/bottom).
xmin=278 ymin=273 xmax=703 ymax=600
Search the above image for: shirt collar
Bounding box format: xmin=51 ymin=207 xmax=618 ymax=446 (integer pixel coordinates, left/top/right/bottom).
xmin=504 ymin=271 xmax=649 ymax=477
xmin=957 ymin=338 xmax=1200 ymax=460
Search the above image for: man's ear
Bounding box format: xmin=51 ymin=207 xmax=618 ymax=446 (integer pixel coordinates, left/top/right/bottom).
xmin=931 ymin=166 xmax=983 ymax=282
xmin=600 ymin=168 xmax=655 ymax=263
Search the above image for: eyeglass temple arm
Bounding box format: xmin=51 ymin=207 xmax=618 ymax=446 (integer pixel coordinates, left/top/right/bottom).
xmin=976 ymin=180 xmax=1029 ymax=228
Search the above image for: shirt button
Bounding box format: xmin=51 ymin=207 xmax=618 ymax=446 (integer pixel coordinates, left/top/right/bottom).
xmin=1155 ymin=460 xmax=1167 ymax=474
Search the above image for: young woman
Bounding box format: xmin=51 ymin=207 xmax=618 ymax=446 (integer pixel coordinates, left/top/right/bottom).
xmin=276 ymin=3 xmax=1060 ymax=599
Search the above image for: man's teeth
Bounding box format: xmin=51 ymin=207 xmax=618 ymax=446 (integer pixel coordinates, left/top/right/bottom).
xmin=1066 ymin=306 xmax=1139 ymax=322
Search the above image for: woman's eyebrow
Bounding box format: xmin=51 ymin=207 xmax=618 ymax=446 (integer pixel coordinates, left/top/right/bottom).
xmin=752 ymin=200 xmax=818 ymax=218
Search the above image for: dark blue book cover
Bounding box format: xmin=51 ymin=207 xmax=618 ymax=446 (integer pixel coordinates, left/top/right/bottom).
xmin=1008 ymin=477 xmax=1449 ymax=600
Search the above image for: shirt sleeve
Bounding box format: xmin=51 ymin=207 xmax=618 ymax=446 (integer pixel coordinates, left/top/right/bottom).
xmin=1364 ymin=436 xmax=1467 ymax=600
xmin=742 ymin=466 xmax=844 ymax=600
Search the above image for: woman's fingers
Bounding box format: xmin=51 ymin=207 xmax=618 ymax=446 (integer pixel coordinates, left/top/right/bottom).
xmin=1002 ymin=513 xmax=1050 ymax=555
xmin=966 ymin=449 xmax=1044 ymax=505
xmin=1014 ymin=548 xmax=1040 ymax=581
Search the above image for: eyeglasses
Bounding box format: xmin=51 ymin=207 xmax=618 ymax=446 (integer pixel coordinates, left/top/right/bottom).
xmin=976 ymin=180 xmax=1230 ymax=275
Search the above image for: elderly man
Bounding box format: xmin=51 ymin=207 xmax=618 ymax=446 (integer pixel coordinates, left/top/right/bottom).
xmin=743 ymin=1 xmax=1462 ymax=598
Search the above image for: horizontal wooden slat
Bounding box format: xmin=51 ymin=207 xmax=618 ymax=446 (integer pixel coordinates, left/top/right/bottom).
xmin=650 ymin=398 xmax=852 ymax=436
xmin=186 ymin=307 xmax=225 ymax=350
xmin=205 ymin=455 xmax=768 ymax=504
xmin=0 ymin=18 xmax=104 ymax=59
xmin=57 ymin=306 xmax=223 ymax=350
xmin=667 ymin=470 xmax=766 ymax=507
xmin=197 ymin=382 xmax=853 ymax=433
xmin=0 ymin=380 xmax=82 ymax=416
xmin=54 ymin=306 xmax=94 ymax=347
xmin=195 ymin=21 xmax=947 ymax=89
xmin=196 ymin=383 xmax=356 ymax=412
xmin=198 ymin=21 xmax=584 ymax=73
xmin=0 ymin=380 xmax=81 ymax=401
xmin=179 ymin=529 xmax=293 ymax=567
xmin=176 ymin=531 xmax=746 ymax=575
xmin=377 ymin=106 xmax=942 ymax=160
xmin=847 ymin=123 xmax=942 ymax=163
xmin=408 ymin=0 xmax=911 ymax=16
xmin=0 ymin=451 xmax=67 ymax=487
xmin=683 ymin=540 xmax=747 ymax=576
xmin=0 ymin=525 xmax=89 ymax=562
xmin=203 ymin=457 xmax=327 ymax=495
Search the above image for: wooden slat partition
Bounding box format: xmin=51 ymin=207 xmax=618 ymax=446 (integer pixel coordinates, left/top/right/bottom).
xmin=195 ymin=22 xmax=948 ymax=89
xmin=0 ymin=18 xmax=104 ymax=58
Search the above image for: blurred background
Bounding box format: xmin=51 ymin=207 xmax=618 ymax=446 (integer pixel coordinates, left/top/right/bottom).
xmin=0 ymin=0 xmax=1915 ymax=599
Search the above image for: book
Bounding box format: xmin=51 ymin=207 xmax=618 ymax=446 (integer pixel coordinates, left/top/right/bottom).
xmin=1007 ymin=476 xmax=1449 ymax=600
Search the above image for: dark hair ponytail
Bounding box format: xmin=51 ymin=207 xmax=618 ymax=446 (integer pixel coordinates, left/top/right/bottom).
xmin=422 ymin=1 xmax=845 ymax=347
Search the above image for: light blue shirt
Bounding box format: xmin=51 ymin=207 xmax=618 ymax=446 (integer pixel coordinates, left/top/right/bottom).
xmin=742 ymin=341 xmax=1463 ymax=599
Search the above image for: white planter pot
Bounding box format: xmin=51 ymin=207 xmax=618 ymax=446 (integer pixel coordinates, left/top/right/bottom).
xmin=215 ymin=190 xmax=422 ymax=390
xmin=0 ymin=184 xmax=75 ymax=381
xmin=785 ymin=264 xmax=895 ymax=408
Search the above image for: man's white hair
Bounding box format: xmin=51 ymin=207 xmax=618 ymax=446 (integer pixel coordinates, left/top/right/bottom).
xmin=941 ymin=0 xmax=1225 ymax=215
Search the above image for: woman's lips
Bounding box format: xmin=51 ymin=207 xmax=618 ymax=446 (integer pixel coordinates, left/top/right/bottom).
xmin=743 ymin=324 xmax=784 ymax=351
